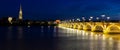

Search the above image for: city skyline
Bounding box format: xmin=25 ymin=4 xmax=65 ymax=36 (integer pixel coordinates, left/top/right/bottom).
xmin=0 ymin=0 xmax=120 ymax=20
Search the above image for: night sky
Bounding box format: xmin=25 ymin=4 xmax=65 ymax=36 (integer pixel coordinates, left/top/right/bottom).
xmin=0 ymin=0 xmax=120 ymax=20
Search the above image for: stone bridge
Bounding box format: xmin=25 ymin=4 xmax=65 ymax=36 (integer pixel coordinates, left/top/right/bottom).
xmin=59 ymin=22 xmax=120 ymax=33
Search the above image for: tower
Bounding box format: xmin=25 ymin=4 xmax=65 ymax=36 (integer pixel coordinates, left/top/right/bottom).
xmin=19 ymin=4 xmax=23 ymax=20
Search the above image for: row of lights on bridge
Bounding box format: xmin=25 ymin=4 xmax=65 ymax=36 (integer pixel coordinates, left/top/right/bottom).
xmin=63 ymin=15 xmax=110 ymax=22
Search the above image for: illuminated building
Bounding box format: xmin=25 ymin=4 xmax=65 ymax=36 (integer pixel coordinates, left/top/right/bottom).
xmin=19 ymin=4 xmax=23 ymax=20
xmin=55 ymin=20 xmax=61 ymax=24
xmin=8 ymin=17 xmax=13 ymax=24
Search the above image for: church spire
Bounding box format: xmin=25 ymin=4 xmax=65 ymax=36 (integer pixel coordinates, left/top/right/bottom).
xmin=19 ymin=4 xmax=23 ymax=20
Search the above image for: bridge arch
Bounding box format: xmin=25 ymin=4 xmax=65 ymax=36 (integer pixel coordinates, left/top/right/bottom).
xmin=83 ymin=23 xmax=92 ymax=31
xmin=104 ymin=24 xmax=120 ymax=33
xmin=72 ymin=23 xmax=78 ymax=29
xmin=71 ymin=24 xmax=74 ymax=28
xmin=92 ymin=25 xmax=104 ymax=32
xmin=77 ymin=23 xmax=84 ymax=30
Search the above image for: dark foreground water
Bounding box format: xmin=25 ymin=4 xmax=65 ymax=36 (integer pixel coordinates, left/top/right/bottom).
xmin=0 ymin=26 xmax=120 ymax=50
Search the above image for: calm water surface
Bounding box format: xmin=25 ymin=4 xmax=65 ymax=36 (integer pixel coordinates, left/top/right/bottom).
xmin=0 ymin=26 xmax=120 ymax=50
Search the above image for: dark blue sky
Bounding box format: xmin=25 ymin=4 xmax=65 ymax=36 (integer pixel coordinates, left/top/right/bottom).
xmin=0 ymin=0 xmax=120 ymax=20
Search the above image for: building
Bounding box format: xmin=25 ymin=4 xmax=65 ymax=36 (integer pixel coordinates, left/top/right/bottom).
xmin=19 ymin=4 xmax=23 ymax=20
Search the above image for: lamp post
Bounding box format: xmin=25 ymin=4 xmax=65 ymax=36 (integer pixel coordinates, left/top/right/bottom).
xmin=90 ymin=16 xmax=93 ymax=21
xmin=89 ymin=16 xmax=93 ymax=25
xmin=101 ymin=15 xmax=106 ymax=26
xmin=101 ymin=14 xmax=105 ymax=22
xmin=82 ymin=17 xmax=85 ymax=21
xmin=89 ymin=19 xmax=91 ymax=21
xmin=72 ymin=19 xmax=74 ymax=22
xmin=76 ymin=18 xmax=80 ymax=22
xmin=107 ymin=17 xmax=110 ymax=25
xmin=90 ymin=16 xmax=93 ymax=19
xmin=96 ymin=17 xmax=99 ymax=22
xmin=107 ymin=17 xmax=110 ymax=21
xmin=82 ymin=17 xmax=85 ymax=24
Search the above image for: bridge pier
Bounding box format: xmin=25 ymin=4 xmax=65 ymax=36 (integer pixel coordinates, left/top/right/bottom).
xmin=78 ymin=25 xmax=83 ymax=30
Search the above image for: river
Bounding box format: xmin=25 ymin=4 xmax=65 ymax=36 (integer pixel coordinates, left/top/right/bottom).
xmin=0 ymin=26 xmax=120 ymax=50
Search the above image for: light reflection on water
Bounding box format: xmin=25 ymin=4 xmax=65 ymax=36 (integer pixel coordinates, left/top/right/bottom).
xmin=0 ymin=26 xmax=120 ymax=50
xmin=18 ymin=26 xmax=23 ymax=39
xmin=7 ymin=26 xmax=12 ymax=40
xmin=57 ymin=27 xmax=120 ymax=50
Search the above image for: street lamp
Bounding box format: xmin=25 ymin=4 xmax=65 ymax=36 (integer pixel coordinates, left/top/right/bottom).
xmin=107 ymin=17 xmax=110 ymax=20
xmin=96 ymin=17 xmax=99 ymax=22
xmin=82 ymin=17 xmax=86 ymax=24
xmin=89 ymin=19 xmax=91 ymax=21
xmin=90 ymin=16 xmax=93 ymax=21
xmin=8 ymin=17 xmax=13 ymax=24
xmin=101 ymin=14 xmax=106 ymax=26
xmin=69 ymin=19 xmax=72 ymax=22
xmin=106 ymin=17 xmax=110 ymax=26
xmin=101 ymin=14 xmax=105 ymax=21
xmin=101 ymin=15 xmax=105 ymax=18
xmin=82 ymin=17 xmax=85 ymax=21
xmin=90 ymin=16 xmax=93 ymax=19
xmin=89 ymin=16 xmax=93 ymax=25
xmin=107 ymin=17 xmax=110 ymax=22
xmin=76 ymin=18 xmax=81 ymax=22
